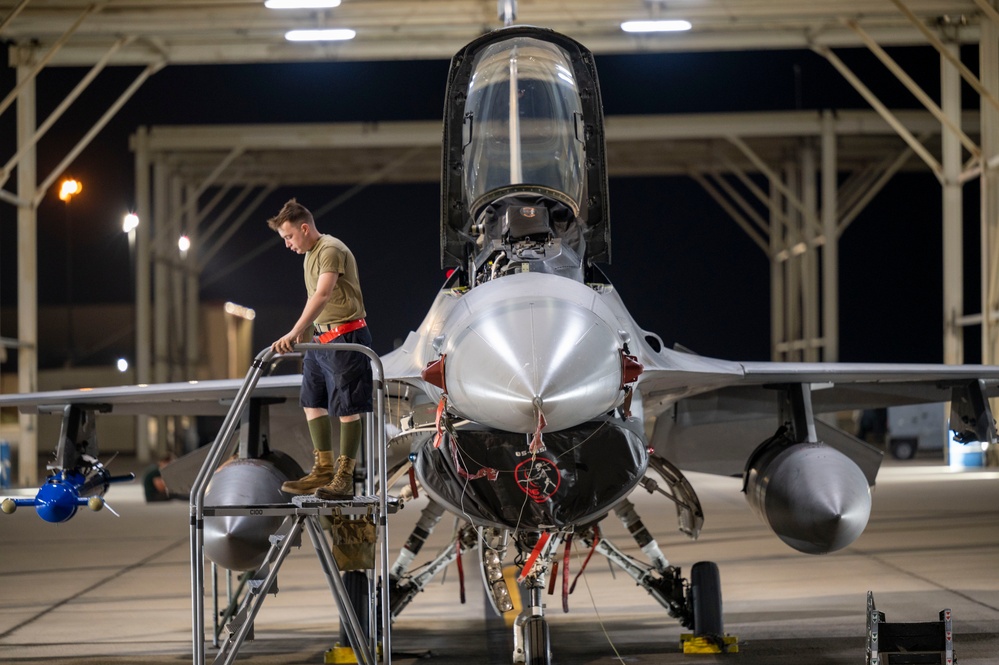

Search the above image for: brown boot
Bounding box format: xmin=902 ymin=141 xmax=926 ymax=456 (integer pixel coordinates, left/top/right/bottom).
xmin=281 ymin=450 xmax=335 ymax=495
xmin=315 ymin=455 xmax=356 ymax=500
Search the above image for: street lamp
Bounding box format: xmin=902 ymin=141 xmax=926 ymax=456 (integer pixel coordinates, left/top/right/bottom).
xmin=122 ymin=212 xmax=139 ymax=233
xmin=58 ymin=178 xmax=82 ymax=202
xmin=178 ymin=234 xmax=191 ymax=260
xmin=123 ymin=212 xmax=139 ymax=257
xmin=58 ymin=178 xmax=82 ymax=366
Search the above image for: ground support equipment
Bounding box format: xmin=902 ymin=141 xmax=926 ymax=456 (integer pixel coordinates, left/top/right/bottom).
xmin=189 ymin=344 xmax=394 ymax=665
xmin=867 ymin=591 xmax=954 ymax=665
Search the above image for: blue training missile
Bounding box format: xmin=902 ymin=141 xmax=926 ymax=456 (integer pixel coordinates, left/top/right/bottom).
xmin=1 ymin=459 xmax=134 ymax=523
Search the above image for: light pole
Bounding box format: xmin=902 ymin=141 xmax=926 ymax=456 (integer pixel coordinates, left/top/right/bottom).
xmin=120 ymin=212 xmax=140 ymax=377
xmin=58 ymin=178 xmax=82 ymax=367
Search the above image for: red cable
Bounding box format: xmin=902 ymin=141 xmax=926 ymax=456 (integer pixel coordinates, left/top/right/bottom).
xmin=562 ymin=533 xmax=573 ymax=613
xmin=407 ymin=466 xmax=419 ymax=499
xmin=569 ymin=526 xmax=600 ymax=594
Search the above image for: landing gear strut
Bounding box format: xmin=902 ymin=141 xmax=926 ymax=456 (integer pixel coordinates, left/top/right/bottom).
xmin=512 ymin=531 xmax=562 ymax=665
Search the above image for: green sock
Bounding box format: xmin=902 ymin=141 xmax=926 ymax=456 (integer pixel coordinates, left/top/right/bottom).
xmin=307 ymin=416 xmax=332 ymax=453
xmin=339 ymin=418 xmax=362 ymax=459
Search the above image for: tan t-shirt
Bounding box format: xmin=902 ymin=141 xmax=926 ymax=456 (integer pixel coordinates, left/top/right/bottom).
xmin=305 ymin=234 xmax=366 ymax=325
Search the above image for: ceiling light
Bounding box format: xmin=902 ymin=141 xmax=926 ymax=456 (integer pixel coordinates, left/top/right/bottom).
xmin=265 ymin=0 xmax=341 ymax=8
xmin=224 ymin=302 xmax=257 ymax=321
xmin=621 ymin=20 xmax=692 ymax=33
xmin=285 ymin=28 xmax=356 ymax=42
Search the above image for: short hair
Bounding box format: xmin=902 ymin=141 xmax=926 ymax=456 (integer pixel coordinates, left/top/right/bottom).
xmin=267 ymin=198 xmax=314 ymax=231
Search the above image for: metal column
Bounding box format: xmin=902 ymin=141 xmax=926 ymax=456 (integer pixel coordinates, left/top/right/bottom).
xmin=15 ymin=64 xmax=37 ymax=486
xmin=821 ymin=110 xmax=839 ymax=362
xmin=942 ymin=41 xmax=964 ymax=365
xmin=133 ymin=126 xmax=152 ymax=463
xmin=982 ymin=7 xmax=999 ymax=365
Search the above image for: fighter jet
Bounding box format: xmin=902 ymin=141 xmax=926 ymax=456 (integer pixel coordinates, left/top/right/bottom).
xmin=2 ymin=23 xmax=998 ymax=665
xmin=369 ymin=24 xmax=999 ymax=660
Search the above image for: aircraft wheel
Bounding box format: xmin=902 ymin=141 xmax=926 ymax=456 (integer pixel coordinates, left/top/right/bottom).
xmin=889 ymin=437 xmax=917 ymax=460
xmin=338 ymin=571 xmax=370 ymax=648
xmin=690 ymin=561 xmax=723 ymax=637
xmin=523 ymin=615 xmax=551 ymax=665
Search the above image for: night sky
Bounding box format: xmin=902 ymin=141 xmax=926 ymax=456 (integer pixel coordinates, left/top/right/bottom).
xmin=0 ymin=43 xmax=985 ymax=371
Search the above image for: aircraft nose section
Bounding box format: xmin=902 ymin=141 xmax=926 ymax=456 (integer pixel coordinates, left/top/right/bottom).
xmin=442 ymin=294 xmax=624 ymax=432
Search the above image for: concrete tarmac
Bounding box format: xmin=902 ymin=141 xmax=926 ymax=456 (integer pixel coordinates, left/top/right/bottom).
xmin=1 ymin=458 xmax=997 ymax=664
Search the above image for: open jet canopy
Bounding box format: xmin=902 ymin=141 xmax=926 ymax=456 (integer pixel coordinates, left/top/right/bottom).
xmin=440 ymin=25 xmax=610 ymax=268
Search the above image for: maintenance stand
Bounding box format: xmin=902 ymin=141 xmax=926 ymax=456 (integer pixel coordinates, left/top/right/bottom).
xmin=867 ymin=591 xmax=955 ymax=665
xmin=189 ymin=344 xmax=396 ymax=665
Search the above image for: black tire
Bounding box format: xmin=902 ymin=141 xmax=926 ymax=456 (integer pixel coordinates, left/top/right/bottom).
xmin=890 ymin=438 xmax=918 ymax=461
xmin=691 ymin=561 xmax=723 ymax=638
xmin=338 ymin=571 xmax=370 ymax=648
xmin=523 ymin=615 xmax=551 ymax=665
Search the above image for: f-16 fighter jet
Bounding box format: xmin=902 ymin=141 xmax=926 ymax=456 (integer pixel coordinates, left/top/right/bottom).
xmin=2 ymin=23 xmax=997 ymax=665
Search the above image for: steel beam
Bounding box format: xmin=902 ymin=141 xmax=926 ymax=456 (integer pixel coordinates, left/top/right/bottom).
xmin=689 ymin=171 xmax=769 ymax=254
xmin=33 ymin=59 xmax=165 ymax=208
xmin=847 ymin=17 xmax=980 ymax=160
xmin=821 ymin=110 xmax=839 ymax=361
xmin=891 ymin=0 xmax=999 ymax=115
xmin=134 ymin=126 xmax=152 ymax=463
xmin=0 ymin=37 xmax=131 ymax=190
xmin=981 ymin=9 xmax=999 ymax=365
xmin=813 ymin=43 xmax=943 ymax=181
xmin=943 ymin=42 xmax=965 ymax=365
xmin=15 ymin=64 xmax=37 ymax=486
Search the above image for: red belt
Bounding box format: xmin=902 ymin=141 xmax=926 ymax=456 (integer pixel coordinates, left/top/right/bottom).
xmin=314 ymin=318 xmax=366 ymax=343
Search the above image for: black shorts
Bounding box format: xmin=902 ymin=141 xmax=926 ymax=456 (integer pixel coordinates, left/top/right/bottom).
xmin=300 ymin=326 xmax=373 ymax=417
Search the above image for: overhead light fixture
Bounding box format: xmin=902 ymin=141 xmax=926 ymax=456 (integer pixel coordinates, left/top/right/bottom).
xmin=284 ymin=28 xmax=356 ymax=42
xmin=224 ymin=302 xmax=257 ymax=321
xmin=621 ymin=20 xmax=692 ymax=33
xmin=265 ymin=0 xmax=341 ymax=8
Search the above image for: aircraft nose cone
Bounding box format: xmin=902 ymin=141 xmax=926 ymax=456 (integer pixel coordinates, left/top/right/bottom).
xmin=443 ymin=295 xmax=623 ymax=432
xmin=764 ymin=444 xmax=872 ymax=554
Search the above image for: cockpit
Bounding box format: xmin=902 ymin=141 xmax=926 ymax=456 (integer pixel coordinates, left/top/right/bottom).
xmin=461 ymin=37 xmax=586 ymax=217
xmin=440 ymin=26 xmax=610 ymax=276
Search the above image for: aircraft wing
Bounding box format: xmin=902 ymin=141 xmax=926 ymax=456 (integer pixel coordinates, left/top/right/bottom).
xmin=0 ymin=375 xmax=302 ymax=415
xmin=640 ymin=354 xmax=999 ymax=418
xmin=0 ymin=374 xmax=312 ymax=498
xmin=739 ymin=361 xmax=999 ymax=409
xmin=642 ymin=357 xmax=999 ymax=478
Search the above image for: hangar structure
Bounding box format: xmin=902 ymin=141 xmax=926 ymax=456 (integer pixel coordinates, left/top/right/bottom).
xmin=1 ymin=0 xmax=998 ymax=482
